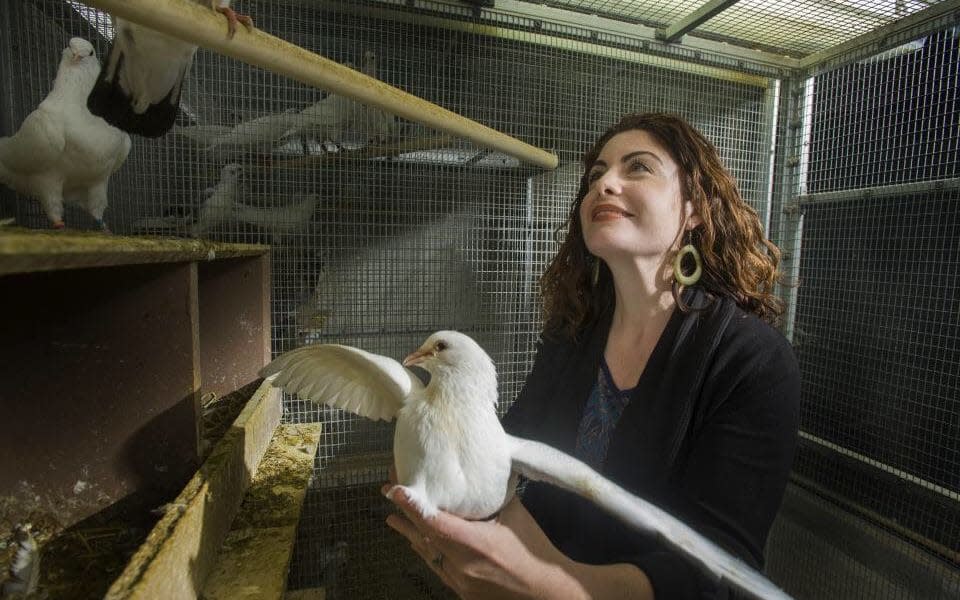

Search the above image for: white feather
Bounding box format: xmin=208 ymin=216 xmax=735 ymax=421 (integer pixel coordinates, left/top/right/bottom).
xmin=261 ymin=343 xmax=419 ymax=421
xmin=508 ymin=436 xmax=793 ymax=600
xmin=234 ymin=194 xmax=317 ymax=242
xmin=190 ymin=163 xmax=241 ymax=237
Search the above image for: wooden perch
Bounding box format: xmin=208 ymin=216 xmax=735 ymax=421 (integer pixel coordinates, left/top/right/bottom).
xmin=82 ymin=0 xmax=559 ymax=170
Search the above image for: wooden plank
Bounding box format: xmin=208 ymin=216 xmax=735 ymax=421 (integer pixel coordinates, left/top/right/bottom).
xmin=285 ymin=588 xmax=327 ymax=600
xmin=203 ymin=423 xmax=322 ymax=600
xmin=0 ymin=228 xmax=269 ymax=275
xmin=104 ymin=380 xmax=282 ymax=600
xmin=198 ymin=254 xmax=273 ymax=400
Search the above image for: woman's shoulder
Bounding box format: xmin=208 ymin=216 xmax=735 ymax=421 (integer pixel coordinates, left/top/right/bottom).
xmin=691 ymin=294 xmax=799 ymax=387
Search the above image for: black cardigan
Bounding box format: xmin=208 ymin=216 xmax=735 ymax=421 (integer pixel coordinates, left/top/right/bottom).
xmin=502 ymin=290 xmax=800 ymax=599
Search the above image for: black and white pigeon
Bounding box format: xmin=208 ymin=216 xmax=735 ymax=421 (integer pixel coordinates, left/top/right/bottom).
xmin=261 ymin=331 xmax=793 ymax=600
xmin=87 ymin=1 xmax=253 ymax=138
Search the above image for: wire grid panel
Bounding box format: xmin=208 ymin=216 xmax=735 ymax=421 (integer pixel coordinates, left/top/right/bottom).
xmin=519 ymin=0 xmax=940 ymax=57
xmin=777 ymin=24 xmax=960 ymax=599
xmin=0 ymin=1 xmax=773 ymax=598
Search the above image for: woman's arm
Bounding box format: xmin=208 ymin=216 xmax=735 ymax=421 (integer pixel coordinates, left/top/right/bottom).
xmin=385 ymin=487 xmax=655 ymax=600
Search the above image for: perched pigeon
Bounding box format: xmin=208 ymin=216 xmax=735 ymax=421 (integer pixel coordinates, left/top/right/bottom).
xmin=357 ymin=51 xmax=398 ymax=144
xmin=203 ymin=108 xmax=302 ymax=152
xmin=300 ymin=93 xmax=356 ymax=150
xmin=234 ymin=193 xmax=317 ymax=243
xmin=261 ymin=331 xmax=792 ymax=600
xmin=87 ymin=1 xmax=253 ymax=138
xmin=0 ymin=38 xmax=131 ymax=230
xmin=190 ymin=162 xmax=241 ymax=237
xmin=171 ymin=123 xmax=233 ymax=146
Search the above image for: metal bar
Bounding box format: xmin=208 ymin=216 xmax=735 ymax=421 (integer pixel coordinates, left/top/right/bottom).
xmin=656 ymin=0 xmax=742 ymax=43
xmin=81 ymin=0 xmax=559 ymax=170
xmin=760 ymin=78 xmax=781 ymax=236
xmin=799 ymin=0 xmax=960 ymax=73
xmin=797 ymin=178 xmax=960 ymax=207
xmin=345 ymin=0 xmax=797 ymax=77
xmin=774 ymin=76 xmax=809 ymax=343
xmin=485 ymin=0 xmax=796 ymax=70
xmin=798 ymin=431 xmax=960 ymax=503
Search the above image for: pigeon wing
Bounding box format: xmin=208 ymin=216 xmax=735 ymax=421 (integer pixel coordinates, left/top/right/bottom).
xmin=507 ymin=435 xmax=792 ymax=600
xmin=260 ymin=344 xmax=419 ymax=421
xmin=0 ymin=107 xmax=65 ymax=175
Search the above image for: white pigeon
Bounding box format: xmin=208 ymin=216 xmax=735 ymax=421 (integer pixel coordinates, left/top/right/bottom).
xmin=190 ymin=163 xmax=241 ymax=237
xmin=0 ymin=38 xmax=131 ymax=230
xmin=235 ymin=194 xmax=317 ymax=243
xmin=204 ymin=108 xmax=302 ymax=152
xmin=171 ymin=124 xmax=233 ymax=146
xmin=357 ymin=51 xmax=398 ymax=144
xmin=299 ymin=61 xmax=361 ymax=151
xmin=261 ymin=331 xmax=793 ymax=600
xmin=87 ymin=1 xmax=253 ymax=138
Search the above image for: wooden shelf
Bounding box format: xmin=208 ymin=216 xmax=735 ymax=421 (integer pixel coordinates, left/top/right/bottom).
xmin=0 ymin=227 xmax=268 ymax=275
xmin=0 ymin=229 xmax=272 ymax=529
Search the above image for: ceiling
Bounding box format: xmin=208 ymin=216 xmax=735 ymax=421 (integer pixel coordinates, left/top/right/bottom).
xmin=513 ymin=0 xmax=944 ymax=58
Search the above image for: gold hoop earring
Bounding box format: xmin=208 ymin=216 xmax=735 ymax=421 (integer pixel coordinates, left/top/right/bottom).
xmin=591 ymin=257 xmax=600 ymax=287
xmin=673 ymin=244 xmax=702 ymax=286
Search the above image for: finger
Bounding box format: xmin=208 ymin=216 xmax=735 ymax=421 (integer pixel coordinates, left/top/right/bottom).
xmin=385 ymin=512 xmax=422 ymax=546
xmin=386 ymin=511 xmax=457 ymax=589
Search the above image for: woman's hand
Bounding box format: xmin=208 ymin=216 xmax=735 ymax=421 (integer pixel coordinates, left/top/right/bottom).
xmin=383 ymin=485 xmax=587 ymax=600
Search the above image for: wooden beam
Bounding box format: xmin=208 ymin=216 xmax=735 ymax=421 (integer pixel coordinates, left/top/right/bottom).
xmin=203 ymin=423 xmax=322 ymax=600
xmin=104 ymin=381 xmax=282 ymax=600
xmin=82 ymin=0 xmax=558 ymax=170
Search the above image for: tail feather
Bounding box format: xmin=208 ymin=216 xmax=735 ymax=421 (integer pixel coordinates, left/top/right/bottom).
xmin=86 ymin=47 xmax=182 ymax=138
xmin=508 ymin=435 xmax=793 ymax=600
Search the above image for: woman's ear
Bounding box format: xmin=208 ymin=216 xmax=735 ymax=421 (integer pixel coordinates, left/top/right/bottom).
xmin=684 ymin=200 xmax=703 ymax=230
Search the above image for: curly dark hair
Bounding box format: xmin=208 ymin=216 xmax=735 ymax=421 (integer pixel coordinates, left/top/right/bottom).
xmin=540 ymin=112 xmax=785 ymax=340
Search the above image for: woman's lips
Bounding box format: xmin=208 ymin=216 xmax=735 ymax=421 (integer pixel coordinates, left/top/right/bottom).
xmin=591 ymin=204 xmax=634 ymax=221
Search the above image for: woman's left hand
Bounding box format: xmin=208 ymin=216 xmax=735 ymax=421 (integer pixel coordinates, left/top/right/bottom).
xmin=383 ymin=485 xmax=585 ymax=600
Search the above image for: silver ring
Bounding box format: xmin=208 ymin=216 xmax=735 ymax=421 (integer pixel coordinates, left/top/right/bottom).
xmin=431 ymin=552 xmax=444 ymax=569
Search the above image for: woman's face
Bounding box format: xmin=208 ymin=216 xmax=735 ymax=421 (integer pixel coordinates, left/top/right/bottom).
xmin=579 ymin=129 xmax=699 ymax=266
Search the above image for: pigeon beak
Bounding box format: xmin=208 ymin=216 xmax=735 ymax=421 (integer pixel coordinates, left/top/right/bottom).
xmin=402 ymin=348 xmax=435 ymax=367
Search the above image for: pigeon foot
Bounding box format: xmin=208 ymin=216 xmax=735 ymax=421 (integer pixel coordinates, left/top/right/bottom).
xmin=216 ymin=6 xmax=255 ymax=39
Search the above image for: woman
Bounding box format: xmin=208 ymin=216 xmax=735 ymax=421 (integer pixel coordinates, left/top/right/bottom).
xmin=385 ymin=112 xmax=800 ymax=599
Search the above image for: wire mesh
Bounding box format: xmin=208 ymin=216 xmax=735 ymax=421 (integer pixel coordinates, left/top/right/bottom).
xmin=2 ymin=0 xmax=957 ymax=599
xmin=517 ymin=0 xmax=942 ymax=57
xmin=775 ymin=22 xmax=960 ymax=600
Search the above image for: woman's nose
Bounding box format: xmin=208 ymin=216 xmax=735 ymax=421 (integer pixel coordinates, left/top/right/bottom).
xmin=597 ymin=171 xmax=622 ymax=196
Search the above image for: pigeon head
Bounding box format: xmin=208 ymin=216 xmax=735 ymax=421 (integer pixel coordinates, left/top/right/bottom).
xmin=66 ymin=38 xmax=96 ymax=64
xmin=403 ymin=331 xmax=497 ymax=392
xmin=57 ymin=38 xmax=99 ymax=92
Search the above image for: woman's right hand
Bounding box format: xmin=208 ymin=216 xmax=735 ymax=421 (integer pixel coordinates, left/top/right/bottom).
xmin=385 ymin=488 xmax=587 ymax=600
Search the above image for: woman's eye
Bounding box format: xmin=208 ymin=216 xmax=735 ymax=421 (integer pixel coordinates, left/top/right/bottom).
xmin=628 ymin=160 xmax=649 ymax=173
xmin=587 ymin=169 xmax=603 ymax=182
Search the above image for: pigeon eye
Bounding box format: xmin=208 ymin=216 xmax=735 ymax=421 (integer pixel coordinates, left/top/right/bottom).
xmin=435 ymin=341 xmax=448 ymax=352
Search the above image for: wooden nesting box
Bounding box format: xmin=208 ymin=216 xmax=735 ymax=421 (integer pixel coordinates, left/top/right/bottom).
xmin=0 ymin=229 xmax=271 ymax=528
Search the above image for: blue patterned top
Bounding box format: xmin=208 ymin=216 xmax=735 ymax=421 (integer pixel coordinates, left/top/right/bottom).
xmin=574 ymin=357 xmax=635 ymax=470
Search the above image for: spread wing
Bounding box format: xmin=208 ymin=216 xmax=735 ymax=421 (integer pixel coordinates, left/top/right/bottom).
xmin=260 ymin=344 xmax=420 ymax=421
xmin=507 ymin=435 xmax=792 ymax=600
